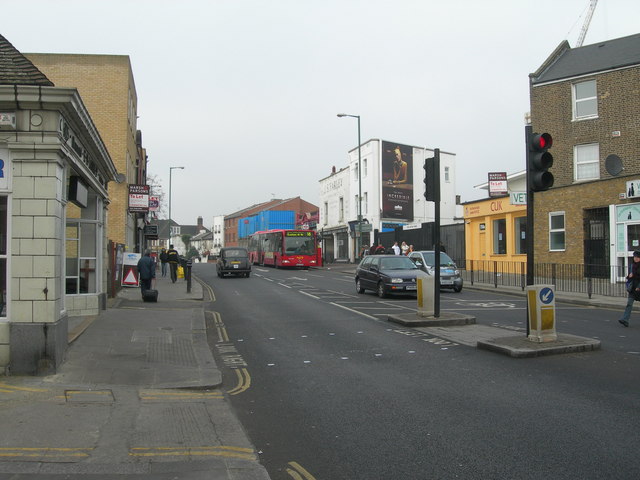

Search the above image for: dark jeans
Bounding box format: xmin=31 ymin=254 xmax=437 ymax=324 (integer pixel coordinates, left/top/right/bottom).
xmin=170 ymin=263 xmax=178 ymax=283
xmin=140 ymin=277 xmax=152 ymax=295
xmin=161 ymin=262 xmax=168 ymax=277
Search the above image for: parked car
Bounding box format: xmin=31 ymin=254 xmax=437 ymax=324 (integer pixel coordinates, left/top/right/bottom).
xmin=409 ymin=250 xmax=463 ymax=292
xmin=217 ymin=247 xmax=251 ymax=278
xmin=355 ymin=254 xmax=421 ymax=298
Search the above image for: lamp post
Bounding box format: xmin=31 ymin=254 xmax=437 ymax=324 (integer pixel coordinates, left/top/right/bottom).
xmin=337 ymin=113 xmax=362 ymax=261
xmin=168 ymin=166 xmax=185 ymax=222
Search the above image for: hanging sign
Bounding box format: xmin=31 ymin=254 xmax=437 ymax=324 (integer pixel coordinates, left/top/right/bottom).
xmin=121 ymin=252 xmax=141 ymax=287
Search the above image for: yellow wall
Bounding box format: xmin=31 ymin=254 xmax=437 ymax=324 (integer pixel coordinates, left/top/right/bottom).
xmin=464 ymin=196 xmax=527 ymax=269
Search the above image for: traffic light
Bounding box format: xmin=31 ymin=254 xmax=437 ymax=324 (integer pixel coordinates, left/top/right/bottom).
xmin=423 ymin=152 xmax=440 ymax=202
xmin=528 ymin=132 xmax=554 ymax=192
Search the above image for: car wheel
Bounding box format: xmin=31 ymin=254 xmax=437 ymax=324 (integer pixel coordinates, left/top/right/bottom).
xmin=454 ymin=285 xmax=462 ymax=293
xmin=356 ymin=278 xmax=365 ymax=294
xmin=246 ymin=272 xmax=251 ymax=278
xmin=377 ymin=282 xmax=386 ymax=298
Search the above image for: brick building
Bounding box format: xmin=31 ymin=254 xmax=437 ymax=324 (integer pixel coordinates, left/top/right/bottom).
xmin=529 ymin=33 xmax=640 ymax=280
xmin=25 ymin=53 xmax=145 ymax=252
xmin=224 ymin=197 xmax=318 ymax=247
xmin=0 ymin=35 xmax=117 ymax=373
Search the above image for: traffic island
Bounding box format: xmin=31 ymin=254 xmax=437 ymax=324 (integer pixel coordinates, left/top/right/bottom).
xmin=477 ymin=333 xmax=601 ymax=358
xmin=388 ymin=311 xmax=476 ymax=327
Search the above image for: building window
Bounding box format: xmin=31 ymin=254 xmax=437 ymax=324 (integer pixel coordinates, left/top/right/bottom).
xmin=573 ymin=79 xmax=597 ymax=120
xmin=363 ymin=159 xmax=368 ymax=177
xmin=323 ymin=202 xmax=328 ymax=225
xmin=444 ymin=166 xmax=450 ymax=182
xmin=549 ymin=212 xmax=566 ymax=251
xmin=65 ymin=192 xmax=101 ymax=295
xmin=574 ymin=143 xmax=599 ymax=181
xmin=363 ymin=192 xmax=368 ymax=215
xmin=339 ymin=197 xmax=344 ymax=222
xmin=514 ymin=216 xmax=527 ymax=254
xmin=355 ymin=195 xmax=359 ymax=218
xmin=493 ymin=218 xmax=506 ymax=254
xmin=0 ymin=196 xmax=7 ymax=317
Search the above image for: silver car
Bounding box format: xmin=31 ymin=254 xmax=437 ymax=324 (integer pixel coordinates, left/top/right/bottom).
xmin=409 ymin=251 xmax=463 ymax=292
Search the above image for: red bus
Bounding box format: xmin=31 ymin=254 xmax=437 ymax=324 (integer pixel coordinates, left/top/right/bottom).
xmin=248 ymin=229 xmax=318 ymax=268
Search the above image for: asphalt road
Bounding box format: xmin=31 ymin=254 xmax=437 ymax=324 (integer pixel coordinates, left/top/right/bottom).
xmin=195 ymin=263 xmax=640 ymax=480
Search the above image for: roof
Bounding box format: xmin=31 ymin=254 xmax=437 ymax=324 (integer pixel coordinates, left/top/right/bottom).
xmin=531 ymin=33 xmax=640 ymax=85
xmin=0 ymin=33 xmax=54 ymax=86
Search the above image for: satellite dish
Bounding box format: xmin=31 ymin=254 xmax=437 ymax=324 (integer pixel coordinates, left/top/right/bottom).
xmin=605 ymin=154 xmax=623 ymax=176
xmin=115 ymin=173 xmax=126 ymax=183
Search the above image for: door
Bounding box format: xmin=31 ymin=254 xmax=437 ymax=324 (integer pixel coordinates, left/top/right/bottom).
xmin=623 ymin=223 xmax=640 ymax=278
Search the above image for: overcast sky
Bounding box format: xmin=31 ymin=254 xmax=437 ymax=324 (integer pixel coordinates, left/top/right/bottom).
xmin=4 ymin=0 xmax=640 ymax=226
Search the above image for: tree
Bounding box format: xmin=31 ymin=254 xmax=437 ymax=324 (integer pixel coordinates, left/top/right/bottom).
xmin=182 ymin=234 xmax=192 ymax=253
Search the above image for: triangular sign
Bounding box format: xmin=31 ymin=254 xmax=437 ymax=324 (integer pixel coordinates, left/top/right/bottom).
xmin=123 ymin=266 xmax=138 ymax=285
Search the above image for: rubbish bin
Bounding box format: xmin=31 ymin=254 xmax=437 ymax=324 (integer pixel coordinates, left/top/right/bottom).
xmin=526 ymin=284 xmax=557 ymax=342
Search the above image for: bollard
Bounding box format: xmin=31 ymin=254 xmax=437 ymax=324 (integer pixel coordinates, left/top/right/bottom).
xmin=186 ymin=259 xmax=192 ymax=293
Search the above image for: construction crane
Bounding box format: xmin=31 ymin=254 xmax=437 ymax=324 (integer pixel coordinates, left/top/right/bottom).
xmin=576 ymin=0 xmax=598 ymax=47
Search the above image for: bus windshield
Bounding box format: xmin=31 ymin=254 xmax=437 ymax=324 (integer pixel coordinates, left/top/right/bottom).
xmin=284 ymin=235 xmax=315 ymax=255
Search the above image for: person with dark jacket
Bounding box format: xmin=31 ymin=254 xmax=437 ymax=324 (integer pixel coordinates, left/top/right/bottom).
xmin=619 ymin=250 xmax=640 ymax=327
xmin=166 ymin=244 xmax=180 ymax=283
xmin=137 ymin=249 xmax=156 ymax=297
xmin=159 ymin=248 xmax=168 ymax=277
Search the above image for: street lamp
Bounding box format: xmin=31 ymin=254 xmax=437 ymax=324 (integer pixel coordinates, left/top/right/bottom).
xmin=168 ymin=166 xmax=185 ymax=222
xmin=337 ymin=113 xmax=362 ymax=261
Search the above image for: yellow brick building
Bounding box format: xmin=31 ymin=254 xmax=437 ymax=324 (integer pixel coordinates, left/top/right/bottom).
xmin=25 ymin=53 xmax=141 ymax=250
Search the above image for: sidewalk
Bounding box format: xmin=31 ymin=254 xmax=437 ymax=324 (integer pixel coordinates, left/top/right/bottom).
xmin=0 ymin=274 xmax=271 ymax=479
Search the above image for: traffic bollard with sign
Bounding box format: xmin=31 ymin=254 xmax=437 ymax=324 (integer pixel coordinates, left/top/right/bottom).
xmin=416 ymin=272 xmax=435 ymax=317
xmin=526 ymin=284 xmax=557 ymax=342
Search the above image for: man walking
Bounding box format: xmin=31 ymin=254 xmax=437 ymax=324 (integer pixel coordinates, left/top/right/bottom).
xmin=167 ymin=244 xmax=180 ymax=283
xmin=619 ymin=250 xmax=640 ymax=327
xmin=159 ymin=248 xmax=168 ymax=277
xmin=137 ymin=249 xmax=156 ymax=297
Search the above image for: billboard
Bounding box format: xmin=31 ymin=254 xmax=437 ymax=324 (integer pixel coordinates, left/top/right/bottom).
xmin=381 ymin=141 xmax=413 ymax=221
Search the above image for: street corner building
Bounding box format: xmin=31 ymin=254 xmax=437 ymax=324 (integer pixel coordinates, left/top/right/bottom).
xmin=0 ymin=34 xmax=118 ymax=374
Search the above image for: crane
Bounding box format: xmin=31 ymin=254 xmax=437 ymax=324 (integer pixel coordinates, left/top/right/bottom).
xmin=576 ymin=0 xmax=598 ymax=47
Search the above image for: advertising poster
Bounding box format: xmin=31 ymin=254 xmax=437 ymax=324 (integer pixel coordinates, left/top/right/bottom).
xmin=381 ymin=141 xmax=413 ymax=220
xmin=121 ymin=252 xmax=141 ymax=287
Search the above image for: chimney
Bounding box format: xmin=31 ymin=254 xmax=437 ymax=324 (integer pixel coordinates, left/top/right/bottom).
xmin=197 ymin=216 xmax=203 ymax=231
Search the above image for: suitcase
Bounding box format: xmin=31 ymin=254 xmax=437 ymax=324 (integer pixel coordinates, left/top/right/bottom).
xmin=142 ymin=288 xmax=158 ymax=302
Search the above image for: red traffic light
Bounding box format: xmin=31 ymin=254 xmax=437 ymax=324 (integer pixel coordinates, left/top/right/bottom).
xmin=531 ymin=133 xmax=553 ymax=151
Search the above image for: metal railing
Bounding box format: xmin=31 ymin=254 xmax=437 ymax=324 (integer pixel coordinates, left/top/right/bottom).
xmin=462 ymin=260 xmax=628 ymax=299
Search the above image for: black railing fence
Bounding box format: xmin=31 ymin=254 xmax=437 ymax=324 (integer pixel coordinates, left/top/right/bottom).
xmin=463 ymin=260 xmax=628 ymax=299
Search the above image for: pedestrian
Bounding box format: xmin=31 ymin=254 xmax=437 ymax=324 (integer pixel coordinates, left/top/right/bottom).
xmin=137 ymin=249 xmax=156 ymax=297
xmin=392 ymin=241 xmax=401 ymax=255
xmin=401 ymin=241 xmax=409 ymax=255
xmin=408 ymin=244 xmax=414 ymax=255
xmin=159 ymin=248 xmax=168 ymax=277
xmin=374 ymin=243 xmax=386 ymax=255
xmin=619 ymin=250 xmax=640 ymax=327
xmin=167 ymin=244 xmax=180 ymax=283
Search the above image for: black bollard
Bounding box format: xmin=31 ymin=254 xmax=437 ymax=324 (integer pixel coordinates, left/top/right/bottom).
xmin=186 ymin=259 xmax=192 ymax=293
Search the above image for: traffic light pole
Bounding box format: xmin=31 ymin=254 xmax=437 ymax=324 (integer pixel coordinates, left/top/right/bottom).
xmin=525 ymin=125 xmax=535 ymax=290
xmin=433 ymin=149 xmax=441 ymax=318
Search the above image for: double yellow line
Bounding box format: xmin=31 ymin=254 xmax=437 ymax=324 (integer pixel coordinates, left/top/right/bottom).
xmin=130 ymin=445 xmax=255 ymax=460
xmin=209 ymin=310 xmax=229 ymax=342
xmin=0 ymin=383 xmax=47 ymax=394
xmin=286 ymin=461 xmax=316 ymax=480
xmin=227 ymin=368 xmax=251 ymax=395
xmin=0 ymin=447 xmax=92 ymax=458
xmin=139 ymin=389 xmax=224 ymax=401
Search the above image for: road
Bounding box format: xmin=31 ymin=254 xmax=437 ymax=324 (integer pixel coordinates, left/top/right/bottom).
xmin=194 ymin=263 xmax=640 ymax=480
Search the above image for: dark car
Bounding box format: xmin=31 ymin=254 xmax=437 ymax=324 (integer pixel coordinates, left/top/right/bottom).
xmin=409 ymin=251 xmax=463 ymax=292
xmin=217 ymin=247 xmax=251 ymax=278
xmin=355 ymin=254 xmax=421 ymax=298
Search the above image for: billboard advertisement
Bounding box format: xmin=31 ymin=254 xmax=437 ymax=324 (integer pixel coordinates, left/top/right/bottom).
xmin=381 ymin=141 xmax=413 ymax=221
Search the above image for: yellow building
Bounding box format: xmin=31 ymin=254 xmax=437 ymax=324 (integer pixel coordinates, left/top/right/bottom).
xmin=25 ymin=53 xmax=142 ymax=250
xmin=464 ymin=196 xmax=527 ymax=272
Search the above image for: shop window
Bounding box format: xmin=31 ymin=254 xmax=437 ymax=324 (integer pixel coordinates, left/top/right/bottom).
xmin=493 ymin=218 xmax=506 ymax=254
xmin=0 ymin=196 xmax=7 ymax=317
xmin=65 ymin=191 xmax=101 ymax=294
xmin=549 ymin=212 xmax=566 ymax=251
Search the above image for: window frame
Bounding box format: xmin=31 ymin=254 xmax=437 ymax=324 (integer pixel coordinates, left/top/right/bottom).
xmin=492 ymin=218 xmax=507 ymax=255
xmin=572 ymin=79 xmax=598 ymax=120
xmin=549 ymin=211 xmax=566 ymax=251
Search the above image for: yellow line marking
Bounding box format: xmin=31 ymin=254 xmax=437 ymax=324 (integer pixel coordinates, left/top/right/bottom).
xmin=208 ymin=311 xmax=229 ymax=342
xmin=0 ymin=447 xmax=93 ymax=458
xmin=287 ymin=461 xmax=316 ymax=480
xmin=227 ymin=368 xmax=251 ymax=395
xmin=196 ymin=275 xmax=216 ymax=301
xmin=130 ymin=446 xmax=254 ymax=460
xmin=0 ymin=383 xmax=48 ymax=393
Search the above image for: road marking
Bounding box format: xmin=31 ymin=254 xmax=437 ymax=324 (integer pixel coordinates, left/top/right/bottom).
xmin=227 ymin=367 xmax=251 ymax=395
xmin=300 ymin=290 xmax=319 ymax=299
xmin=279 ymin=283 xmax=293 ymax=289
xmin=208 ymin=311 xmax=229 ymax=342
xmin=286 ymin=461 xmax=317 ymax=480
xmin=130 ymin=446 xmax=255 ymax=460
xmin=0 ymin=447 xmax=93 ymax=458
xmin=329 ymin=302 xmax=376 ymax=320
xmin=0 ymin=383 xmax=47 ymax=393
xmin=195 ymin=275 xmax=215 ymax=301
xmin=139 ymin=389 xmax=223 ymax=401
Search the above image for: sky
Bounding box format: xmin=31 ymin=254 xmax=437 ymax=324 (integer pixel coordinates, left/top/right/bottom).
xmin=3 ymin=0 xmax=640 ymax=226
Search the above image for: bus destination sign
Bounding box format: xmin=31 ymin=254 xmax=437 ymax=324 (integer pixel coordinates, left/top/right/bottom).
xmin=286 ymin=231 xmax=312 ymax=237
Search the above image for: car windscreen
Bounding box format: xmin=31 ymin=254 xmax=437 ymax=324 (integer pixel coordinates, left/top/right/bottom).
xmin=379 ymin=257 xmax=418 ymax=270
xmin=223 ymin=249 xmax=248 ymax=258
xmin=423 ymin=252 xmax=456 ymax=267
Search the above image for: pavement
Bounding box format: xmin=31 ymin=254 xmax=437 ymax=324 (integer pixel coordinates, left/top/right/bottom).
xmin=0 ymin=273 xmax=271 ymax=480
